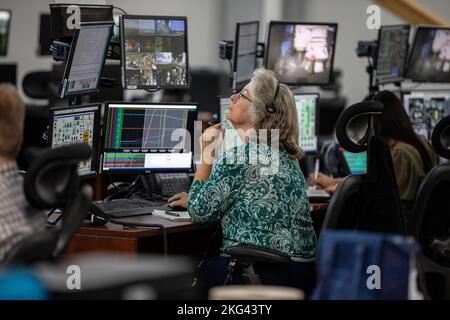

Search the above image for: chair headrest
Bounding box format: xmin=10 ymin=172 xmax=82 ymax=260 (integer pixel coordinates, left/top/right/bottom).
xmin=24 ymin=144 xmax=92 ymax=209
xmin=335 ymin=100 xmax=383 ymax=153
xmin=432 ymin=116 xmax=450 ymax=159
xmin=22 ymin=71 xmax=60 ymax=99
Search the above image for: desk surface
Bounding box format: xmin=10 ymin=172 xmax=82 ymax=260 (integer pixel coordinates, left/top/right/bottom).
xmin=79 ymin=215 xmax=211 ymax=238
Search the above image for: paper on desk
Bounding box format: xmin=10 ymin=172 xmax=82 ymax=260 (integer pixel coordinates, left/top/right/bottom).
xmin=152 ymin=209 xmax=191 ymax=222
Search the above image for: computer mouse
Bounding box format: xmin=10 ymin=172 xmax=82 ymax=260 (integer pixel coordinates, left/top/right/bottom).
xmin=165 ymin=203 xmax=187 ymax=211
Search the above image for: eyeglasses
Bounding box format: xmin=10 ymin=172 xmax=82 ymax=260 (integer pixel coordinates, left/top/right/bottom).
xmin=237 ymin=89 xmax=253 ymax=103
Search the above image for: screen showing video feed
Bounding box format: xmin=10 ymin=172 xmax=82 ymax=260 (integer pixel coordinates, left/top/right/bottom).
xmin=406 ymin=26 xmax=450 ymax=83
xmin=403 ymin=91 xmax=450 ymax=139
xmin=234 ymin=21 xmax=259 ymax=89
xmin=265 ymin=22 xmax=337 ymax=85
xmin=0 ymin=10 xmax=11 ymax=56
xmin=121 ymin=15 xmax=188 ymax=89
xmin=376 ymin=25 xmax=410 ymax=84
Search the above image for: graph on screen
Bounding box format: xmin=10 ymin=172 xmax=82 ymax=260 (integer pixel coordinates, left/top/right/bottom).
xmin=105 ymin=107 xmax=189 ymax=149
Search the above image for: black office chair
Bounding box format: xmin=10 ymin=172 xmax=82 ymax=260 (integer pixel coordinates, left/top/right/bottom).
xmin=321 ymin=100 xmax=405 ymax=234
xmin=18 ymin=70 xmax=62 ymax=170
xmin=4 ymin=144 xmax=92 ymax=266
xmin=409 ymin=116 xmax=450 ymax=299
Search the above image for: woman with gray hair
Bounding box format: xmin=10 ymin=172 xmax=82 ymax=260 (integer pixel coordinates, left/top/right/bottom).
xmin=169 ymin=68 xmax=316 ymax=292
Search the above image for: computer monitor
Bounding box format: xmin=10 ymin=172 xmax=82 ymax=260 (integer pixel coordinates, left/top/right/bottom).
xmin=233 ymin=21 xmax=259 ymax=90
xmin=218 ymin=96 xmax=233 ymax=129
xmin=120 ymin=15 xmax=189 ymax=90
xmin=0 ymin=10 xmax=11 ymax=56
xmin=265 ymin=21 xmax=338 ymax=85
xmin=0 ymin=63 xmax=16 ymax=85
xmin=342 ymin=150 xmax=367 ymax=175
xmin=402 ymin=90 xmax=450 ymax=139
xmin=58 ymin=22 xmax=113 ymax=98
xmin=295 ymin=93 xmax=319 ymax=152
xmin=38 ymin=13 xmax=52 ymax=56
xmin=406 ymin=26 xmax=450 ymax=83
xmin=376 ymin=25 xmax=410 ymax=84
xmin=48 ymin=104 xmax=101 ymax=178
xmin=107 ymin=12 xmax=121 ymax=60
xmin=101 ymin=102 xmax=197 ymax=173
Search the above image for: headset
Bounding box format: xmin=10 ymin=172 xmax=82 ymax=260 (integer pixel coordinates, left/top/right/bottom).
xmin=266 ymin=83 xmax=280 ymax=114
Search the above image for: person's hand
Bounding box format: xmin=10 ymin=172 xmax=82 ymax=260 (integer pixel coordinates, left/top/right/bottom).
xmin=167 ymin=192 xmax=188 ymax=209
xmin=200 ymin=123 xmax=225 ymax=165
xmin=308 ymin=172 xmax=339 ymax=188
xmin=324 ymin=184 xmax=338 ymax=194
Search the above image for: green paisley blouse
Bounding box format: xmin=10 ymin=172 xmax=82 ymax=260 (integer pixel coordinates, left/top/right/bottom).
xmin=188 ymin=142 xmax=317 ymax=260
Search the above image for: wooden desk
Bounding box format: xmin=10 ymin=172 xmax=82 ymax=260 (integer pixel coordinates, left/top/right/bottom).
xmin=67 ymin=201 xmax=329 ymax=257
xmin=67 ymin=215 xmax=219 ymax=258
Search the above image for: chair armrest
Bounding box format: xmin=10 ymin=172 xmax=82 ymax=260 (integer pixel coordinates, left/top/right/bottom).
xmin=224 ymin=245 xmax=290 ymax=265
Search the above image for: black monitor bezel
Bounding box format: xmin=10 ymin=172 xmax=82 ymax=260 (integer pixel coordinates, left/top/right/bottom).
xmin=120 ymin=14 xmax=190 ymax=90
xmin=101 ymin=101 xmax=198 ymax=174
xmin=48 ymin=103 xmax=102 ymax=179
xmin=58 ymin=21 xmax=113 ymax=98
xmin=375 ymin=24 xmax=411 ymax=85
xmin=405 ymin=25 xmax=450 ymax=83
xmin=264 ymin=20 xmax=338 ymax=86
xmin=233 ymin=21 xmax=259 ymax=91
xmin=294 ymin=92 xmax=320 ymax=153
xmin=0 ymin=9 xmax=11 ymax=57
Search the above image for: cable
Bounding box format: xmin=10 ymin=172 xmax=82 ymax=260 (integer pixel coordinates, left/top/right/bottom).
xmin=113 ymin=6 xmax=127 ymax=15
xmin=109 ymin=218 xmax=168 ymax=258
xmin=192 ymin=223 xmax=221 ymax=287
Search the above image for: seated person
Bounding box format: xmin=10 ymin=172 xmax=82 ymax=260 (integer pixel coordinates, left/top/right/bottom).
xmin=310 ymin=90 xmax=439 ymax=225
xmin=0 ymin=84 xmax=43 ymax=263
xmin=168 ymin=68 xmax=317 ymax=293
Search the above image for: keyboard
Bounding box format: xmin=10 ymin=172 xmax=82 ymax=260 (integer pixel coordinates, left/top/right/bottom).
xmin=90 ymin=198 xmax=169 ymax=219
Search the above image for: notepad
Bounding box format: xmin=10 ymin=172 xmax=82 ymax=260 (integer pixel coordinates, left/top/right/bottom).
xmin=152 ymin=209 xmax=192 ymax=222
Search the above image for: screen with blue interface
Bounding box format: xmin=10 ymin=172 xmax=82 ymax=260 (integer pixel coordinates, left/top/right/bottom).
xmin=102 ymin=102 xmax=197 ymax=172
xmin=343 ymin=150 xmax=367 ymax=174
xmin=295 ymin=93 xmax=318 ymax=152
xmin=49 ymin=104 xmax=101 ymax=177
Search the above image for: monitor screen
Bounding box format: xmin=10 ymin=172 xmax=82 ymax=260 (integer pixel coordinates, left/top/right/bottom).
xmin=342 ymin=150 xmax=367 ymax=175
xmin=406 ymin=26 xmax=450 ymax=83
xmin=233 ymin=21 xmax=259 ymax=90
xmin=0 ymin=63 xmax=16 ymax=85
xmin=58 ymin=22 xmax=113 ymax=98
xmin=121 ymin=15 xmax=189 ymax=89
xmin=48 ymin=104 xmax=101 ymax=178
xmin=218 ymin=96 xmax=233 ymax=129
xmin=102 ymin=102 xmax=197 ymax=173
xmin=265 ymin=21 xmax=338 ymax=85
xmin=376 ymin=25 xmax=410 ymax=84
xmin=38 ymin=13 xmax=52 ymax=56
xmin=0 ymin=10 xmax=11 ymax=56
xmin=295 ymin=93 xmax=318 ymax=152
xmin=403 ymin=90 xmax=450 ymax=139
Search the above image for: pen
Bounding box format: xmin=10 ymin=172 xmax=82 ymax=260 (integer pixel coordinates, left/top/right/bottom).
xmin=166 ymin=211 xmax=181 ymax=217
xmin=314 ymin=158 xmax=320 ymax=180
